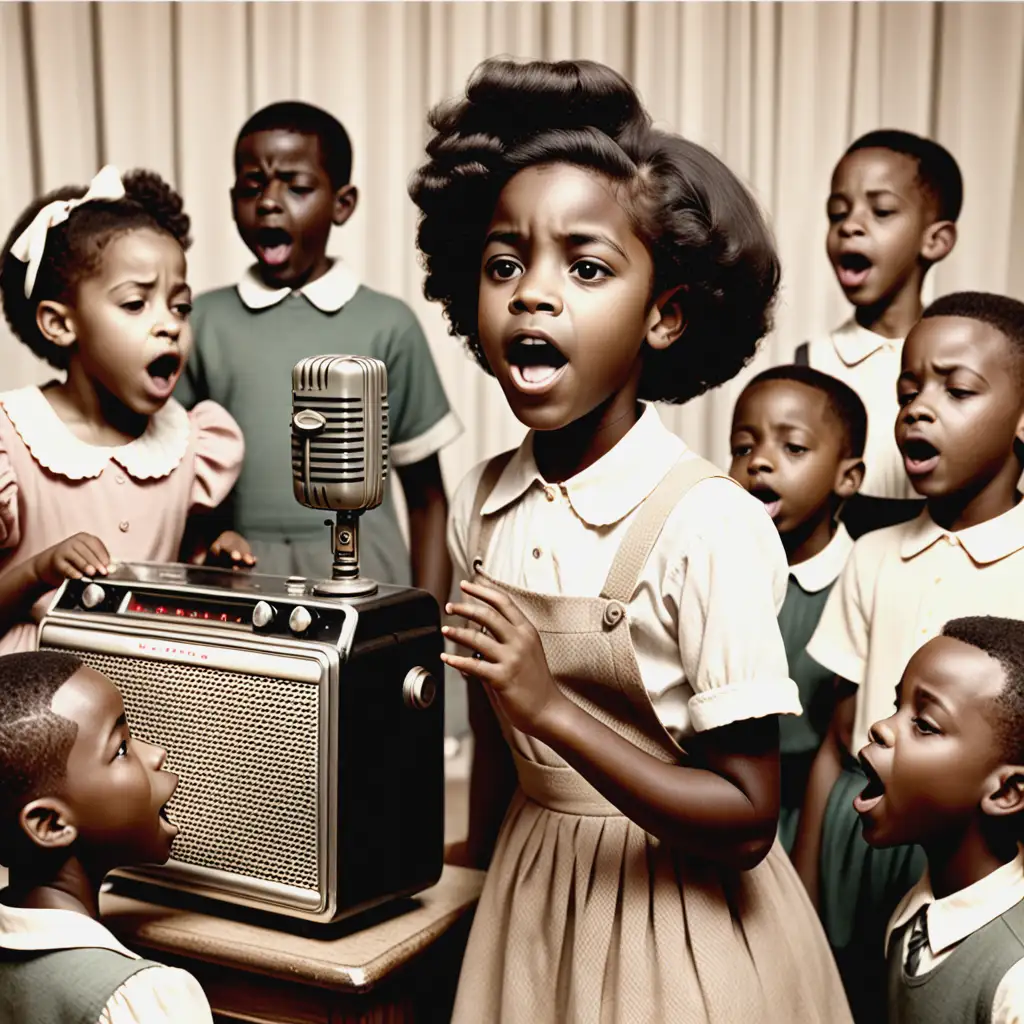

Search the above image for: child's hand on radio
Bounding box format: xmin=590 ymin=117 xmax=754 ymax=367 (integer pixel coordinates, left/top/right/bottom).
xmin=206 ymin=531 xmax=257 ymax=569
xmin=442 ymin=580 xmax=566 ymax=738
xmin=33 ymin=533 xmax=113 ymax=586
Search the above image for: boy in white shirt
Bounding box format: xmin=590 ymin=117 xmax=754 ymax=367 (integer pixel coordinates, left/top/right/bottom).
xmin=797 ymin=130 xmax=962 ymax=538
xmin=0 ymin=651 xmax=212 ymax=1024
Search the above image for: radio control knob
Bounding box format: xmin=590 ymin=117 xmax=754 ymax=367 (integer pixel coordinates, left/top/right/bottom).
xmin=402 ymin=667 xmax=437 ymax=710
xmin=81 ymin=583 xmax=106 ymax=609
xmin=288 ymin=606 xmax=313 ymax=634
xmin=252 ymin=601 xmax=275 ymax=629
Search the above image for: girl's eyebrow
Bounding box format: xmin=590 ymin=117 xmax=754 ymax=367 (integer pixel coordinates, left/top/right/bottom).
xmin=484 ymin=229 xmax=521 ymax=247
xmin=483 ymin=228 xmax=629 ymax=261
xmin=565 ymin=232 xmax=628 ymax=260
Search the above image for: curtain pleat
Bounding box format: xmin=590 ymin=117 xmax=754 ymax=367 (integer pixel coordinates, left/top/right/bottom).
xmin=2 ymin=0 xmax=1023 ymax=480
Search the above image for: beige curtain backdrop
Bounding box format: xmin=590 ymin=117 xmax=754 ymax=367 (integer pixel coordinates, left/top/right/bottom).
xmin=3 ymin=0 xmax=1024 ymax=486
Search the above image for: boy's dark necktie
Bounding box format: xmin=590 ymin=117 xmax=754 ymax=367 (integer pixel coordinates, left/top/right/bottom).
xmin=905 ymin=905 xmax=931 ymax=975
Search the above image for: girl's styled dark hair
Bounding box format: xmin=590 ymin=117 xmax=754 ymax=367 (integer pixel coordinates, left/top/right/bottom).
xmin=408 ymin=58 xmax=781 ymax=404
xmin=0 ymin=170 xmax=192 ymax=371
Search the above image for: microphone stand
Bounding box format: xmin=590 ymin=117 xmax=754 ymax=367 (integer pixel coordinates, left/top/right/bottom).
xmin=312 ymin=511 xmax=378 ymax=597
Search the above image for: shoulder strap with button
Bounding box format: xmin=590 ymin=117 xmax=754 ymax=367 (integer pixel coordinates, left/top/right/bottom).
xmin=599 ymin=455 xmax=736 ymax=608
xmin=466 ymin=450 xmax=516 ymax=574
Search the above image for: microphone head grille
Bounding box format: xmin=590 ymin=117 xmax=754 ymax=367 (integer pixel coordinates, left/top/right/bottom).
xmin=291 ymin=356 xmax=389 ymax=511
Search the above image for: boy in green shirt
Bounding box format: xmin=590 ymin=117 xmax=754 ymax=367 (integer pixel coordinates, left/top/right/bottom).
xmin=856 ymin=617 xmax=1024 ymax=1024
xmin=177 ymin=102 xmax=461 ymax=608
xmin=0 ymin=651 xmax=212 ymax=1023
xmin=729 ymin=364 xmax=866 ymax=851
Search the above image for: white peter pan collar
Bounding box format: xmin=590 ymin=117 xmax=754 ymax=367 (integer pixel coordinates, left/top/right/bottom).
xmin=831 ymin=317 xmax=903 ymax=368
xmin=235 ymin=258 xmax=361 ymax=313
xmin=0 ymin=897 xmax=140 ymax=960
xmin=789 ymin=522 xmax=853 ymax=593
xmin=0 ymin=386 xmax=191 ymax=482
xmin=481 ymin=403 xmax=687 ymax=527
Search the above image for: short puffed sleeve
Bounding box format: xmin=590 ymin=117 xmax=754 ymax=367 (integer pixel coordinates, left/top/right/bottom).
xmin=101 ymin=964 xmax=213 ymax=1024
xmin=666 ymin=478 xmax=801 ymax=732
xmin=188 ymin=400 xmax=244 ymax=512
xmin=0 ymin=440 xmax=20 ymax=551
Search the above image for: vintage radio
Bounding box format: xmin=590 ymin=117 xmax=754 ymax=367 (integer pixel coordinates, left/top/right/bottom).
xmin=38 ymin=562 xmax=444 ymax=926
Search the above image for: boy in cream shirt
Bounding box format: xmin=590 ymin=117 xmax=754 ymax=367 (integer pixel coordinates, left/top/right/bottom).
xmin=799 ymin=129 xmax=962 ymax=538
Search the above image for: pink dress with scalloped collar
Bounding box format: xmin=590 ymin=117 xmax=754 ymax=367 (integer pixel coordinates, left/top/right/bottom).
xmin=0 ymin=386 xmax=244 ymax=654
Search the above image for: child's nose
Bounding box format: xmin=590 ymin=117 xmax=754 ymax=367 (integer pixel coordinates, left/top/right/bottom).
xmin=510 ymin=268 xmax=562 ymax=316
xmin=257 ymin=186 xmax=284 ymax=214
xmin=838 ymin=215 xmax=866 ymax=238
xmin=138 ymin=738 xmax=169 ymax=770
xmin=868 ymin=719 xmax=895 ymax=748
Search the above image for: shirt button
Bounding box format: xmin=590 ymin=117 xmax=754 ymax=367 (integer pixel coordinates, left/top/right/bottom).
xmin=115 ymin=473 xmax=126 ymax=485
xmin=119 ymin=521 xmax=129 ymax=532
xmin=532 ymin=547 xmax=542 ymax=559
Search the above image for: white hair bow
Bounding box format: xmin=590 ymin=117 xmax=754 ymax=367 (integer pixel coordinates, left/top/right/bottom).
xmin=10 ymin=164 xmax=126 ymax=299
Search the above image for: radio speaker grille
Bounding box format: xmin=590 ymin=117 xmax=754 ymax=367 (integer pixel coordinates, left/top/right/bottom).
xmin=41 ymin=647 xmax=321 ymax=892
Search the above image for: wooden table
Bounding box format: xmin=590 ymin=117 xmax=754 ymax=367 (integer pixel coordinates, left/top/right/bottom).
xmin=99 ymin=866 xmax=484 ymax=1024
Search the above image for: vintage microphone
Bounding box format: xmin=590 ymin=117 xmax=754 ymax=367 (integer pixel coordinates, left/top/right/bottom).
xmin=291 ymin=355 xmax=389 ymax=596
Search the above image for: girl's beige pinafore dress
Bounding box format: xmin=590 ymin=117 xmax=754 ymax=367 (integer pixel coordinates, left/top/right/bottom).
xmin=451 ymin=453 xmax=852 ymax=1024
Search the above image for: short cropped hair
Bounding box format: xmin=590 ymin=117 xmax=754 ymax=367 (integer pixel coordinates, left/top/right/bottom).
xmin=845 ymin=129 xmax=963 ymax=222
xmin=408 ymin=58 xmax=780 ymax=406
xmin=922 ymin=291 xmax=1024 ymax=374
xmin=0 ymin=651 xmax=83 ymax=866
xmin=236 ymin=101 xmax=353 ymax=189
xmin=741 ymin=364 xmax=868 ymax=459
xmin=941 ymin=616 xmax=1024 ymax=764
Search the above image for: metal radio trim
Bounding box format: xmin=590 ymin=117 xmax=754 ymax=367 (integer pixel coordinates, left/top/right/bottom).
xmin=38 ymin=599 xmax=358 ymax=923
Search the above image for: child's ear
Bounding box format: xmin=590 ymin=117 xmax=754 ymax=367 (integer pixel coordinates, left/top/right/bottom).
xmin=36 ymin=301 xmax=77 ymax=350
xmin=981 ymin=766 xmax=1024 ymax=819
xmin=332 ymin=185 xmax=358 ymax=228
xmin=19 ymin=797 xmax=77 ymax=852
xmin=834 ymin=456 xmax=865 ymax=500
xmin=920 ymin=221 xmax=957 ymax=265
xmin=645 ymin=286 xmax=686 ymax=352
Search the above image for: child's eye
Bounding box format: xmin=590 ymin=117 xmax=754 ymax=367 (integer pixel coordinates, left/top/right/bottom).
xmin=570 ymin=260 xmax=610 ymax=282
xmin=897 ymin=391 xmax=917 ymax=407
xmin=947 ymin=388 xmax=972 ymax=400
xmin=486 ymin=258 xmax=522 ymax=281
xmin=912 ymin=716 xmax=939 ymax=736
xmin=290 ymin=186 xmax=314 ymax=196
xmin=232 ymin=184 xmax=261 ymax=199
xmin=874 ymin=209 xmax=897 ymax=219
xmin=114 ymin=738 xmax=129 ymax=760
xmin=785 ymin=443 xmax=808 ymax=455
xmin=174 ymin=302 xmax=193 ymax=318
xmin=730 ymin=445 xmax=751 ymax=458
xmin=121 ymin=300 xmax=145 ymax=313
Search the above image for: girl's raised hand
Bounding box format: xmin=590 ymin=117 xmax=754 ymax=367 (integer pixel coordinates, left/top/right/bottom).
xmin=442 ymin=579 xmax=566 ymax=737
xmin=32 ymin=533 xmax=113 ymax=586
